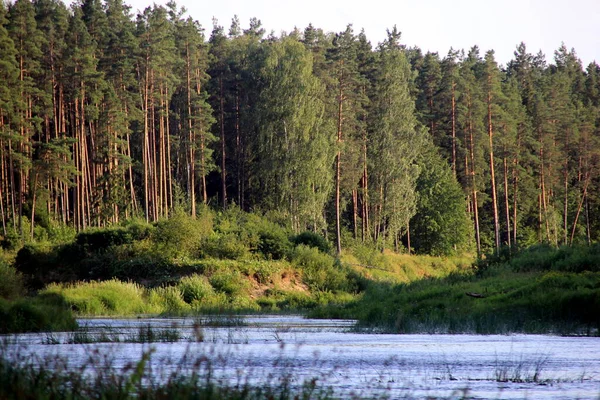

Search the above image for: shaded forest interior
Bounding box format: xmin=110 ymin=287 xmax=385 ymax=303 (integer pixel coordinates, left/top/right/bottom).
xmin=1 ymin=0 xmax=599 ymax=256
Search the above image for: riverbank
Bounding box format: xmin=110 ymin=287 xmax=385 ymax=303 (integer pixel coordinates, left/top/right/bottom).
xmin=314 ymin=245 xmax=600 ymax=335
xmin=2 ymin=210 xmax=599 ymax=335
xmin=0 ymin=209 xmax=470 ymax=332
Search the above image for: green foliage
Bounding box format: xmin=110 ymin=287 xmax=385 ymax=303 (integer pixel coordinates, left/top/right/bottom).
xmin=76 ymin=225 xmax=151 ymax=252
xmin=178 ymin=274 xmax=215 ymax=304
xmin=149 ymin=286 xmax=190 ymax=314
xmin=209 ymin=269 xmax=249 ymax=297
xmin=13 ymin=242 xmax=62 ymax=285
xmin=153 ymin=210 xmax=213 ymax=260
xmin=292 ymin=231 xmax=331 ymax=253
xmin=328 ymin=248 xmax=600 ymax=334
xmin=0 ymin=260 xmax=23 ymax=300
xmin=292 ymin=245 xmax=353 ymax=292
xmin=41 ymin=279 xmax=157 ymax=316
xmin=411 ymin=142 xmax=473 ymax=256
xmin=480 ymin=244 xmax=600 ymax=274
xmin=256 ymin=224 xmax=293 ymax=260
xmin=201 ymin=233 xmax=251 ymax=260
xmin=254 ymin=36 xmax=334 ymax=232
xmin=0 ymin=295 xmax=77 ymax=334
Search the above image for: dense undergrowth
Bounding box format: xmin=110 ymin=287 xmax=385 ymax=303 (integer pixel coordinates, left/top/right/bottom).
xmin=0 ymin=208 xmax=469 ymax=333
xmin=1 ymin=208 xmax=599 ymax=335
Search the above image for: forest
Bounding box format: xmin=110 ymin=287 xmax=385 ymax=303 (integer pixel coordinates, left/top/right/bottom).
xmin=0 ymin=0 xmax=599 ymax=258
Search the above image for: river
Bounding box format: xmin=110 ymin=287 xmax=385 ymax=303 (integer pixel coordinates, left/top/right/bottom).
xmin=3 ymin=315 xmax=599 ymax=399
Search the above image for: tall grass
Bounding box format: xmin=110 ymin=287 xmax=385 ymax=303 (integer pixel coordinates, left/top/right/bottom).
xmin=41 ymin=279 xmax=159 ymax=316
xmin=334 ymin=264 xmax=600 ymax=335
xmin=0 ymin=295 xmax=77 ymax=333
xmin=0 ymin=347 xmax=343 ymax=400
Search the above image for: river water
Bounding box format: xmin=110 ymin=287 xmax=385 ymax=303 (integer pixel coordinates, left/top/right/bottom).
xmin=3 ymin=315 xmax=600 ymax=399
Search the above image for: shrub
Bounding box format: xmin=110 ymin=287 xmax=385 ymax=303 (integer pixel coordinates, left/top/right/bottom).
xmin=292 ymin=231 xmax=331 ymax=253
xmin=236 ymin=260 xmax=286 ymax=285
xmin=178 ymin=274 xmax=216 ymax=304
xmin=292 ymin=245 xmax=352 ymax=292
xmin=200 ymin=233 xmax=251 ymax=260
xmin=257 ymin=224 xmax=292 ymax=260
xmin=0 ymin=226 xmax=22 ymax=251
xmin=13 ymin=243 xmax=61 ymax=285
xmin=76 ymin=227 xmax=136 ymax=252
xmin=209 ymin=270 xmax=249 ymax=297
xmin=0 ymin=296 xmax=77 ymax=333
xmin=153 ymin=211 xmax=213 ymax=260
xmin=0 ymin=261 xmax=23 ymax=300
xmin=149 ymin=286 xmax=190 ymax=314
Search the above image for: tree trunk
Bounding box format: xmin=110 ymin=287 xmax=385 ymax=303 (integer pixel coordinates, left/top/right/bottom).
xmin=503 ymin=156 xmax=511 ymax=248
xmin=335 ymin=71 xmax=344 ymax=255
xmin=219 ymin=74 xmax=227 ymax=210
xmin=451 ymin=81 xmax=457 ymax=177
xmin=569 ymin=173 xmax=589 ymax=245
xmin=487 ymin=85 xmax=500 ymax=251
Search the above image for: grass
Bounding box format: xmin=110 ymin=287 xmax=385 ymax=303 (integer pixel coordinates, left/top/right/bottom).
xmin=7 ymin=207 xmax=600 ymax=335
xmin=318 ymin=246 xmax=600 ymax=335
xmin=41 ymin=279 xmax=159 ymax=316
xmin=0 ymin=295 xmax=77 ymax=334
xmin=0 ymin=347 xmax=343 ymax=400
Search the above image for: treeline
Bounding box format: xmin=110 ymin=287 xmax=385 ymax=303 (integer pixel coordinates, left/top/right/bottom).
xmin=0 ymin=0 xmax=598 ymax=256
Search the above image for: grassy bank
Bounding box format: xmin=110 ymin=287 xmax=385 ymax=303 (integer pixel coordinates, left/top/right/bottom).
xmin=0 ymin=257 xmax=77 ymax=334
xmin=315 ymin=245 xmax=600 ymax=335
xmin=3 ymin=208 xmax=468 ymax=325
xmin=4 ymin=207 xmax=599 ymax=335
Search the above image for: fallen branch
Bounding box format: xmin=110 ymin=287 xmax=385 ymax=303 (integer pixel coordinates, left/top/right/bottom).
xmin=466 ymin=292 xmax=485 ymax=298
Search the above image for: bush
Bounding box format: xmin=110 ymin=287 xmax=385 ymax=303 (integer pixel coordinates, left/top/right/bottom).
xmin=0 ymin=261 xmax=24 ymax=300
xmin=292 ymin=231 xmax=331 ymax=253
xmin=236 ymin=260 xmax=286 ymax=285
xmin=200 ymin=233 xmax=251 ymax=260
xmin=178 ymin=274 xmax=216 ymax=304
xmin=292 ymin=245 xmax=352 ymax=292
xmin=149 ymin=286 xmax=190 ymax=314
xmin=76 ymin=227 xmax=137 ymax=252
xmin=257 ymin=224 xmax=292 ymax=260
xmin=153 ymin=211 xmax=213 ymax=260
xmin=209 ymin=270 xmax=249 ymax=297
xmin=13 ymin=243 xmax=61 ymax=285
xmin=0 ymin=296 xmax=77 ymax=333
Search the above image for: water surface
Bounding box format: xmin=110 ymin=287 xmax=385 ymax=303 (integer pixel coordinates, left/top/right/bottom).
xmin=3 ymin=315 xmax=599 ymax=399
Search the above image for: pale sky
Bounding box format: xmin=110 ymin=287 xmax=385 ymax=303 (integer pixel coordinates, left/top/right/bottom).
xmin=81 ymin=0 xmax=600 ymax=67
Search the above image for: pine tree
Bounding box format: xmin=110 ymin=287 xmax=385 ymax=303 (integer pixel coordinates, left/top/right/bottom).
xmin=481 ymin=50 xmax=506 ymax=252
xmin=173 ymin=15 xmax=215 ymax=215
xmin=457 ymin=47 xmax=486 ymax=254
xmin=439 ymin=49 xmax=461 ymax=177
xmin=415 ymin=52 xmax=442 ymax=141
xmin=33 ymin=0 xmax=70 ymax=224
xmin=63 ymin=5 xmax=104 ymax=229
xmin=326 ymin=25 xmax=367 ymax=253
xmin=7 ymin=0 xmax=44 ymax=235
xmin=0 ymin=1 xmax=19 ymax=235
xmin=369 ymin=29 xmax=425 ymax=250
xmin=136 ymin=4 xmax=180 ymax=221
xmin=100 ymin=0 xmax=140 ymax=222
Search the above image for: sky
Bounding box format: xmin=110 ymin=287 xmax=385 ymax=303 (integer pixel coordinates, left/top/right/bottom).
xmin=79 ymin=0 xmax=600 ymax=67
